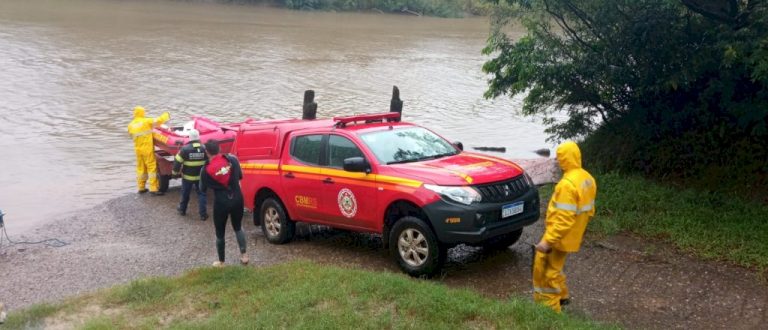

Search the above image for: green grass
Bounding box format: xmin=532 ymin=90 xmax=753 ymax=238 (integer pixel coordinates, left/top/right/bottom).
xmin=540 ymin=172 xmax=768 ymax=272
xmin=1 ymin=303 xmax=62 ymax=329
xmin=4 ymin=261 xmax=613 ymax=329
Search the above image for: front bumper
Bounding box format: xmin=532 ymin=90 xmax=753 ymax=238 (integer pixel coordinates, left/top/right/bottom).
xmin=424 ymin=186 xmax=540 ymax=245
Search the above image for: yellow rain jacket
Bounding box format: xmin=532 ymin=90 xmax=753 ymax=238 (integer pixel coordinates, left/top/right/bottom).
xmin=543 ymin=141 xmax=597 ymax=252
xmin=127 ymin=106 xmax=169 ymax=192
xmin=128 ymin=106 xmax=170 ymax=155
xmin=533 ymin=141 xmax=597 ymax=312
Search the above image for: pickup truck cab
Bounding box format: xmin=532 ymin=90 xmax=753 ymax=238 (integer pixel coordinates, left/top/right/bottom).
xmin=233 ymin=112 xmax=539 ymax=277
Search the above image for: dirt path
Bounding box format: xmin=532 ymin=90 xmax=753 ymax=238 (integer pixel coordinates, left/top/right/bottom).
xmin=1 ymin=191 xmax=765 ymax=329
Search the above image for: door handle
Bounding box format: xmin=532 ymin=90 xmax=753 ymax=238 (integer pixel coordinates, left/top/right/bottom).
xmin=322 ymin=177 xmax=334 ymax=184
xmin=284 ymin=172 xmax=295 ymax=179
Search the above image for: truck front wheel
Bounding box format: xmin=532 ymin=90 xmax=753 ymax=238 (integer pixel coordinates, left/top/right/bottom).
xmin=260 ymin=197 xmax=295 ymax=244
xmin=389 ymin=216 xmax=445 ymax=278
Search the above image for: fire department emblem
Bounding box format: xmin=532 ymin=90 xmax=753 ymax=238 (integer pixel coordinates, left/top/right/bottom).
xmin=337 ymin=188 xmax=358 ymax=218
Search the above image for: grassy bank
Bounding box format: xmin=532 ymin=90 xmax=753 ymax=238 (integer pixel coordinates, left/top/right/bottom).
xmin=4 ymin=261 xmax=611 ymax=329
xmin=540 ymin=173 xmax=768 ymax=272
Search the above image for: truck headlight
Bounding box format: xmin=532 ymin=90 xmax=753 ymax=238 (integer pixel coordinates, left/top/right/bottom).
xmin=423 ymin=184 xmax=482 ymax=205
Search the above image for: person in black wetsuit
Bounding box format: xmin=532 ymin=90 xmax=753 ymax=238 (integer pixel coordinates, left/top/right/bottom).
xmin=200 ymin=140 xmax=248 ymax=267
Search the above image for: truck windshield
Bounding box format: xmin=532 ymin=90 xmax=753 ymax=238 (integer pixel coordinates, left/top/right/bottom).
xmin=360 ymin=127 xmax=458 ymax=165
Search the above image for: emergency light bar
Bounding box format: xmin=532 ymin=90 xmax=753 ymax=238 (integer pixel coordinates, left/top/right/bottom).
xmin=333 ymin=112 xmax=401 ymax=127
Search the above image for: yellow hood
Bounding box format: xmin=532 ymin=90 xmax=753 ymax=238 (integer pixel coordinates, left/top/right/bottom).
xmin=556 ymin=141 xmax=582 ymax=172
xmin=133 ymin=106 xmax=145 ymax=118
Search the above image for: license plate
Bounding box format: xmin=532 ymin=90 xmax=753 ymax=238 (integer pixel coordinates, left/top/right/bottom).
xmin=502 ymin=201 xmax=524 ymax=218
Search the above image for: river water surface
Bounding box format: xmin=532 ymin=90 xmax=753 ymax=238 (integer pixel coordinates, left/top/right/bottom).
xmin=0 ymin=0 xmax=547 ymax=232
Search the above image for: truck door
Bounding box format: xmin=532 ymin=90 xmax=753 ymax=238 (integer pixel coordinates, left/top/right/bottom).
xmin=280 ymin=133 xmax=327 ymax=222
xmin=320 ymin=134 xmax=378 ymax=230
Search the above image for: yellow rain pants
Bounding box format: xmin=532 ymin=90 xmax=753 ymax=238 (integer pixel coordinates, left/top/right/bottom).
xmin=533 ymin=249 xmax=568 ymax=313
xmin=127 ymin=106 xmax=170 ymax=192
xmin=533 ymin=141 xmax=597 ymax=312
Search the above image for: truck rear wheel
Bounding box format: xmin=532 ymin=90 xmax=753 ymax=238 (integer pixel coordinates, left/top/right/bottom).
xmin=482 ymin=229 xmax=524 ymax=252
xmin=260 ymin=197 xmax=295 ymax=244
xmin=389 ymin=216 xmax=445 ymax=278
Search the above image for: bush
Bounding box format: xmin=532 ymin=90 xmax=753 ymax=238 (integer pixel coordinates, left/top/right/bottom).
xmin=483 ymin=0 xmax=768 ymax=199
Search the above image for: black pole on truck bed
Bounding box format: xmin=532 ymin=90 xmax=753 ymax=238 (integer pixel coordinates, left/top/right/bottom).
xmin=390 ymin=86 xmax=403 ymax=119
xmin=302 ymin=90 xmax=317 ymax=120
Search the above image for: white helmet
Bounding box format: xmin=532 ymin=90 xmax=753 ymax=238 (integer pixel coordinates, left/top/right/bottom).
xmin=187 ymin=129 xmax=200 ymax=141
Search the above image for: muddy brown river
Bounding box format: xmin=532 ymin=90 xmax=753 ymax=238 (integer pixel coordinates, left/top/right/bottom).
xmin=0 ymin=0 xmax=547 ymax=232
xmin=3 ymin=3 xmax=767 ymax=328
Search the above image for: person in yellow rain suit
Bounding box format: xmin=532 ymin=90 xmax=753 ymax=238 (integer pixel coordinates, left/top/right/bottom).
xmin=127 ymin=106 xmax=170 ymax=195
xmin=533 ymin=141 xmax=597 ymax=313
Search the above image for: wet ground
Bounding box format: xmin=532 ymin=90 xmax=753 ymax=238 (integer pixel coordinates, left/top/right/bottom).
xmin=1 ymin=189 xmax=766 ymax=329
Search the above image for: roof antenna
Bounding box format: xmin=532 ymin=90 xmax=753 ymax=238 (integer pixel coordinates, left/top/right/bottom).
xmin=302 ymin=90 xmax=317 ymax=120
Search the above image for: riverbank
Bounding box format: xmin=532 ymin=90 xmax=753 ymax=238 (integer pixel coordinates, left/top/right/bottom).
xmin=235 ymin=0 xmax=492 ymax=18
xmin=0 ymin=0 xmax=545 ymax=233
xmin=2 ymin=261 xmax=608 ymax=329
xmin=2 ymin=173 xmax=767 ymax=328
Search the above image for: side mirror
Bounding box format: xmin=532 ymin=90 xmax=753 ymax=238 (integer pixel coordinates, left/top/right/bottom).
xmin=343 ymin=157 xmax=370 ymax=173
xmin=453 ymin=141 xmax=463 ymax=151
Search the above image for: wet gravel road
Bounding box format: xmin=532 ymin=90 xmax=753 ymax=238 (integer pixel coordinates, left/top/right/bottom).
xmin=1 ymin=189 xmax=766 ymax=329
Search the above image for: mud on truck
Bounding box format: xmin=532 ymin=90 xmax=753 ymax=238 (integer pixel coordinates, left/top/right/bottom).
xmin=229 ymin=112 xmax=540 ymax=277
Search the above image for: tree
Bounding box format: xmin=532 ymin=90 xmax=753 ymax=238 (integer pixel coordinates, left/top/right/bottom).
xmin=482 ymin=0 xmax=768 ymax=195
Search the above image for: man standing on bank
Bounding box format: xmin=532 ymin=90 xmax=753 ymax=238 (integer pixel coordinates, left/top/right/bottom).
xmin=533 ymin=141 xmax=597 ymax=313
xmin=200 ymin=140 xmax=248 ymax=267
xmin=127 ymin=106 xmax=170 ymax=195
xmin=172 ymin=129 xmax=208 ymax=221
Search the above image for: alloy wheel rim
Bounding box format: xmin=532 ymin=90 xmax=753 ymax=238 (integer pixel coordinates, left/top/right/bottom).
xmin=264 ymin=207 xmax=281 ymax=237
xmin=398 ymin=228 xmax=429 ymax=267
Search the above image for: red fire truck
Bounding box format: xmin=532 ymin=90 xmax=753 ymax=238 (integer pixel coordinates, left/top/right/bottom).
xmin=230 ymin=111 xmax=540 ymax=277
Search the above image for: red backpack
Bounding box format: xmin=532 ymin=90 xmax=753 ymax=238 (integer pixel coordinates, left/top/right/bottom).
xmin=206 ymin=154 xmax=231 ymax=187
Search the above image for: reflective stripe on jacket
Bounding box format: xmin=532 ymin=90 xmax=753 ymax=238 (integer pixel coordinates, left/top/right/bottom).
xmin=127 ymin=108 xmax=170 ymax=155
xmin=543 ymin=141 xmax=597 ymax=252
xmin=173 ymin=141 xmax=208 ymax=181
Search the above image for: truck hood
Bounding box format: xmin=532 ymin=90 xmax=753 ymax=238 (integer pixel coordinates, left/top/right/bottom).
xmin=387 ymin=152 xmax=524 ymax=186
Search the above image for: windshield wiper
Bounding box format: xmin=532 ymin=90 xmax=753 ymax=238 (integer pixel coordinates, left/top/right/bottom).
xmin=387 ymin=158 xmax=421 ymax=165
xmin=418 ymin=152 xmax=457 ymax=161
xmin=387 ymin=152 xmax=456 ymax=165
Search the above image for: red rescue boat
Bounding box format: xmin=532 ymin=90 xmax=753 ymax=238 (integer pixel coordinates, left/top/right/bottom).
xmin=153 ymin=116 xmax=240 ymax=192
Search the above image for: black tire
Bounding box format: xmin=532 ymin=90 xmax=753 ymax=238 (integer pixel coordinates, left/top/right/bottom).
xmin=389 ymin=216 xmax=445 ymax=278
xmin=482 ymin=229 xmax=524 ymax=252
xmin=158 ymin=174 xmax=171 ymax=193
xmin=260 ymin=197 xmax=295 ymax=244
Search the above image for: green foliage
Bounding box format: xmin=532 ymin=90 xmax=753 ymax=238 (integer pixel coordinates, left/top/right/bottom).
xmin=6 ymin=261 xmax=615 ymax=329
xmin=280 ymin=0 xmax=488 ymax=17
xmin=483 ymin=0 xmax=768 ymax=198
xmin=580 ymin=105 xmax=768 ymax=197
xmin=540 ymin=172 xmax=768 ymax=271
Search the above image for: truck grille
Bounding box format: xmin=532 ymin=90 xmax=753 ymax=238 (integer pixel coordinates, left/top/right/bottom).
xmin=475 ymin=176 xmax=529 ymax=203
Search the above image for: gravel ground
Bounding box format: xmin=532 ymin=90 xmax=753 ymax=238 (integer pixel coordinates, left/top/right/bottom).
xmin=1 ymin=189 xmax=766 ymax=329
